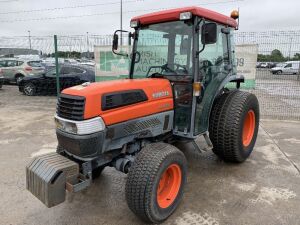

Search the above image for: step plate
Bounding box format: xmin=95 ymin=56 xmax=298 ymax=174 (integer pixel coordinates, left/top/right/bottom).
xmin=26 ymin=152 xmax=79 ymax=208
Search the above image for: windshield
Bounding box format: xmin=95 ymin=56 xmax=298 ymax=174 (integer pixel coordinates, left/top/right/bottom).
xmin=132 ymin=21 xmax=193 ymax=78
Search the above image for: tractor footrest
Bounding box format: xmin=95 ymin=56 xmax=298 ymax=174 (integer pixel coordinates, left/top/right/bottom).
xmin=26 ymin=152 xmax=79 ymax=208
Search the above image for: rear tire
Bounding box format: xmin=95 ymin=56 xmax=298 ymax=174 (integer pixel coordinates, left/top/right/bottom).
xmin=209 ymin=90 xmax=259 ymax=162
xmin=125 ymin=142 xmax=187 ymax=223
xmin=276 ymin=70 xmax=282 ymax=75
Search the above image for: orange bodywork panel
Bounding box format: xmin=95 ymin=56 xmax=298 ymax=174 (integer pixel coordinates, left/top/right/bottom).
xmin=62 ymin=78 xmax=174 ymax=125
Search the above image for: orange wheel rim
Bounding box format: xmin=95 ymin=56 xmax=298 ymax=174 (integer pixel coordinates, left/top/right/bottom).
xmin=157 ymin=164 xmax=182 ymax=209
xmin=242 ymin=110 xmax=256 ymax=147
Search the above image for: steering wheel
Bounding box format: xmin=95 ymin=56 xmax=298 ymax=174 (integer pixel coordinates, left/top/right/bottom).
xmin=146 ymin=64 xmax=177 ymax=77
xmin=161 ymin=64 xmax=177 ymax=74
xmin=146 ymin=63 xmax=189 ymax=77
xmin=146 ymin=66 xmax=164 ymax=77
xmin=173 ymin=63 xmax=188 ymax=74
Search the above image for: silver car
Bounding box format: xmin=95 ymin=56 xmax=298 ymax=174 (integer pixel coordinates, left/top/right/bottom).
xmin=0 ymin=58 xmax=45 ymax=84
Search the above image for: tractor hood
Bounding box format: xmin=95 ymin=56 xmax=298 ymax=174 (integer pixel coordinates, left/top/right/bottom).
xmin=61 ymin=78 xmax=174 ymax=125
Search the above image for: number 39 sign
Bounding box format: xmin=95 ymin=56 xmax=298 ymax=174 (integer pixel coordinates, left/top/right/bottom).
xmin=235 ymin=44 xmax=258 ymax=89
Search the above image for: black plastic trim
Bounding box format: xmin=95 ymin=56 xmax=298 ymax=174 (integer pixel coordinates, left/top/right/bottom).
xmin=57 ymin=94 xmax=86 ymax=121
xmin=56 ymin=129 xmax=105 ymax=158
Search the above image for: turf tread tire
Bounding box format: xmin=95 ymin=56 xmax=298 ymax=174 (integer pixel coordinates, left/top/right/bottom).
xmin=125 ymin=142 xmax=187 ymax=223
xmin=209 ymin=90 xmax=259 ymax=162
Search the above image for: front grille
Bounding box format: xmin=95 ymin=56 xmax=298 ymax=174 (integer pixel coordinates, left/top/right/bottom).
xmin=57 ymin=94 xmax=85 ymax=121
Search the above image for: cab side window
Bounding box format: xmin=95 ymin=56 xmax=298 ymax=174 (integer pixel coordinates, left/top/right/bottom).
xmin=194 ymin=24 xmax=230 ymax=135
xmin=199 ymin=24 xmax=228 ymax=85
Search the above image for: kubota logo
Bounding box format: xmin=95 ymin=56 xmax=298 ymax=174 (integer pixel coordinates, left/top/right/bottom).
xmin=152 ymin=91 xmax=169 ymax=98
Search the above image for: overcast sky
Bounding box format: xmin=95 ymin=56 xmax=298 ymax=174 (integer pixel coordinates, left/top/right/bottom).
xmin=0 ymin=0 xmax=300 ymax=36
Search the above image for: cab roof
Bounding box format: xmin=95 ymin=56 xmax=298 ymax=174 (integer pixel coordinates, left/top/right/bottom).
xmin=131 ymin=6 xmax=237 ymax=28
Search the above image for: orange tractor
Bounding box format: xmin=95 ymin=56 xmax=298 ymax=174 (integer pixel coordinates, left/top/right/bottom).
xmin=26 ymin=6 xmax=259 ymax=223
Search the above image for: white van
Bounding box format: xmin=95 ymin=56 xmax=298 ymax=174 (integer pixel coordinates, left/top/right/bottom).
xmin=271 ymin=61 xmax=300 ymax=75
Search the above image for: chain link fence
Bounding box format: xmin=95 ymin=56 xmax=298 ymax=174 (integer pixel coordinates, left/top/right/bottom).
xmin=1 ymin=30 xmax=300 ymax=120
xmin=235 ymin=31 xmax=300 ymax=120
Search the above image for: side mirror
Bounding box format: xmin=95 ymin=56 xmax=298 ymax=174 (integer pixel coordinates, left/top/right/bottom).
xmin=201 ymin=23 xmax=217 ymax=45
xmin=112 ymin=30 xmax=130 ymax=57
xmin=112 ymin=33 xmax=119 ymax=51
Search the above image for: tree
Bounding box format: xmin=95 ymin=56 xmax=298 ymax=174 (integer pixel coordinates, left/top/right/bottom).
xmin=293 ymin=53 xmax=300 ymax=60
xmin=257 ymin=54 xmax=268 ymax=62
xmin=270 ymin=49 xmax=285 ymax=62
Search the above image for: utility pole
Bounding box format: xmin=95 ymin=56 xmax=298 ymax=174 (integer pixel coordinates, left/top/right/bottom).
xmin=28 ymin=30 xmax=31 ymax=50
xmin=86 ymin=32 xmax=89 ymax=59
xmin=288 ymin=37 xmax=293 ymax=60
xmin=120 ymin=0 xmax=123 ymax=46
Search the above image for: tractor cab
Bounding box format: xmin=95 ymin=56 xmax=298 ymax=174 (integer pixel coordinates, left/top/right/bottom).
xmin=113 ymin=7 xmax=241 ymax=138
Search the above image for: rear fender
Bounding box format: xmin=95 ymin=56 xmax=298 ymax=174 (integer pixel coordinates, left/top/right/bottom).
xmin=194 ymin=74 xmax=244 ymax=135
xmin=217 ymin=74 xmax=245 ymax=91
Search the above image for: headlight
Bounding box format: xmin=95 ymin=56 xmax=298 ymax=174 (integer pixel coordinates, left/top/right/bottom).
xmin=130 ymin=20 xmax=139 ymax=28
xmin=179 ymin=12 xmax=192 ymax=20
xmin=55 ymin=115 xmax=105 ymax=135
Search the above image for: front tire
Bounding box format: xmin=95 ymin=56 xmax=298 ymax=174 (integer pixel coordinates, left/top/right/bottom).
xmin=23 ymin=83 xmax=36 ymax=96
xmin=209 ymin=90 xmax=259 ymax=162
xmin=125 ymin=142 xmax=187 ymax=223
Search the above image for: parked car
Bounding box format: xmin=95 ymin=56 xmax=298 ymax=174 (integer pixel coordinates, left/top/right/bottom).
xmin=256 ymin=62 xmax=267 ymax=68
xmin=268 ymin=62 xmax=277 ymax=68
xmin=18 ymin=64 xmax=95 ymax=96
xmin=256 ymin=62 xmax=276 ymax=69
xmin=0 ymin=58 xmax=45 ymax=84
xmin=64 ymin=58 xmax=79 ymax=64
xmin=271 ymin=61 xmax=300 ymax=75
xmin=78 ymin=59 xmax=95 ymax=67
